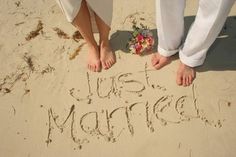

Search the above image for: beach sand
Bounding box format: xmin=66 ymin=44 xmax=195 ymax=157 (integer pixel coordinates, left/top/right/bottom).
xmin=0 ymin=0 xmax=236 ymax=157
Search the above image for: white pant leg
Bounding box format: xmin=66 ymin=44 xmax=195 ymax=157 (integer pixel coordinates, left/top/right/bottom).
xmin=179 ymin=0 xmax=235 ymax=67
xmin=156 ymin=0 xmax=186 ymax=57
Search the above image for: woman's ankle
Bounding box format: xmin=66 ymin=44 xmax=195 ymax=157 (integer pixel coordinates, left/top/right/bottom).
xmin=99 ymin=39 xmax=110 ymax=48
xmin=87 ymin=42 xmax=99 ymax=51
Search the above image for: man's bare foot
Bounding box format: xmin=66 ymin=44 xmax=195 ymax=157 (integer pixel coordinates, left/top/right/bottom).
xmin=151 ymin=52 xmax=171 ymax=70
xmin=100 ymin=41 xmax=116 ymax=70
xmin=176 ymin=62 xmax=196 ymax=86
xmin=87 ymin=45 xmax=101 ymax=72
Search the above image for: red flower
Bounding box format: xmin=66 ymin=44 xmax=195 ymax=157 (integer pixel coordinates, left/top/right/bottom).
xmin=146 ymin=36 xmax=154 ymax=45
xmin=136 ymin=34 xmax=144 ymax=42
xmin=135 ymin=44 xmax=143 ymax=54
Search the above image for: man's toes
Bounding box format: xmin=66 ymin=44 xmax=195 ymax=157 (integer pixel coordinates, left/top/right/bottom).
xmin=176 ymin=74 xmax=183 ymax=86
xmin=182 ymin=76 xmax=186 ymax=86
xmin=192 ymin=72 xmax=196 ymax=79
xmin=184 ymin=76 xmax=189 ymax=86
xmin=183 ymin=76 xmax=187 ymax=86
xmin=185 ymin=76 xmax=191 ymax=87
xmin=154 ymin=60 xmax=166 ymax=70
xmin=151 ymin=56 xmax=156 ymax=65
xmin=185 ymin=76 xmax=190 ymax=86
xmin=151 ymin=55 xmax=159 ymax=66
xmin=154 ymin=60 xmax=162 ymax=69
xmin=188 ymin=76 xmax=193 ymax=85
xmin=154 ymin=63 xmax=161 ymax=70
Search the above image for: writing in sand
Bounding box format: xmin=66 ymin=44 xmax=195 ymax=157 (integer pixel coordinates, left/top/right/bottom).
xmin=46 ymin=63 xmax=228 ymax=150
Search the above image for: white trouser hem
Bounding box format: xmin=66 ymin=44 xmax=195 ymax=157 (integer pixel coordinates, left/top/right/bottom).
xmin=158 ymin=46 xmax=179 ymax=57
xmin=179 ymin=51 xmax=205 ymax=67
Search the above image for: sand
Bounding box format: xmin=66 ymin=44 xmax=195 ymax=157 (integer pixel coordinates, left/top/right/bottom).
xmin=0 ymin=0 xmax=236 ymax=157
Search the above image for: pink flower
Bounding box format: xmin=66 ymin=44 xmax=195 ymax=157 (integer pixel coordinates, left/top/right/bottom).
xmin=128 ymin=23 xmax=155 ymax=55
xmin=146 ymin=36 xmax=154 ymax=45
xmin=136 ymin=34 xmax=144 ymax=42
xmin=146 ymin=45 xmax=152 ymax=51
xmin=135 ymin=43 xmax=143 ymax=54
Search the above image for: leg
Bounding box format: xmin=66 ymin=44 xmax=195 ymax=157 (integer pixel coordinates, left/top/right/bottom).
xmin=152 ymin=0 xmax=186 ymax=69
xmin=72 ymin=0 xmax=101 ymax=72
xmin=177 ymin=0 xmax=235 ymax=86
xmin=94 ymin=13 xmax=116 ymax=70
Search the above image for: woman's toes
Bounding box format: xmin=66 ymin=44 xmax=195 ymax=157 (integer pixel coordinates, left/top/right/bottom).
xmin=109 ymin=59 xmax=114 ymax=66
xmin=97 ymin=62 xmax=102 ymax=72
xmin=101 ymin=61 xmax=106 ymax=69
xmin=92 ymin=65 xmax=96 ymax=72
xmin=89 ymin=64 xmax=93 ymax=72
xmin=100 ymin=42 xmax=116 ymax=70
xmin=88 ymin=64 xmax=94 ymax=72
xmin=107 ymin=61 xmax=112 ymax=68
xmin=94 ymin=65 xmax=98 ymax=72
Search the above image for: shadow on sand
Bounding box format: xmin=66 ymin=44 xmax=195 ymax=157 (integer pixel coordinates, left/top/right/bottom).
xmin=110 ymin=16 xmax=236 ymax=71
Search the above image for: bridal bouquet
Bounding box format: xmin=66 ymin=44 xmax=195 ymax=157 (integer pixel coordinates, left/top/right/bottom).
xmin=127 ymin=23 xmax=154 ymax=55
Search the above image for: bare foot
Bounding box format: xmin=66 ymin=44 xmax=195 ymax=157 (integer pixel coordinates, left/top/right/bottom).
xmin=151 ymin=52 xmax=171 ymax=70
xmin=87 ymin=45 xmax=101 ymax=72
xmin=176 ymin=62 xmax=196 ymax=86
xmin=100 ymin=41 xmax=116 ymax=70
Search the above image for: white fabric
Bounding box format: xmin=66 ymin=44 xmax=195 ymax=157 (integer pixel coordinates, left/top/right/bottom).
xmin=56 ymin=0 xmax=113 ymax=27
xmin=156 ymin=0 xmax=235 ymax=67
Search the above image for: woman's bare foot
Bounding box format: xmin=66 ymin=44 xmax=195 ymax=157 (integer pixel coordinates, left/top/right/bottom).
xmin=151 ymin=52 xmax=171 ymax=70
xmin=176 ymin=62 xmax=196 ymax=86
xmin=87 ymin=45 xmax=101 ymax=72
xmin=100 ymin=41 xmax=116 ymax=70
